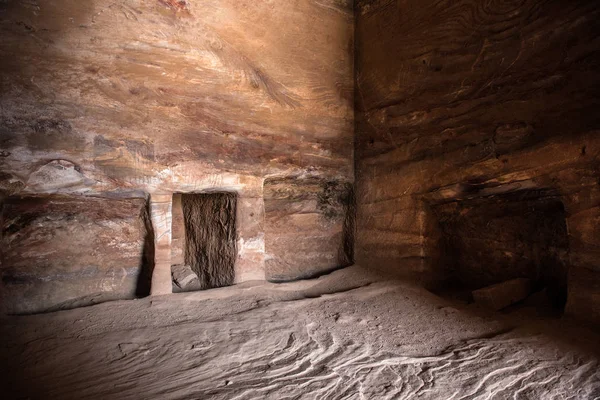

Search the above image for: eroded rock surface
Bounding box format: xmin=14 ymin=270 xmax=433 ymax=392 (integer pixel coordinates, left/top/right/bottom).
xmin=355 ymin=0 xmax=600 ymax=326
xmin=265 ymin=178 xmax=354 ymax=281
xmin=472 ymin=278 xmax=533 ymax=311
xmin=0 ymin=0 xmax=354 ymax=192
xmin=0 ymin=195 xmax=152 ymax=314
xmin=0 ymin=0 xmax=355 ymax=301
xmin=181 ymin=193 xmax=237 ymax=289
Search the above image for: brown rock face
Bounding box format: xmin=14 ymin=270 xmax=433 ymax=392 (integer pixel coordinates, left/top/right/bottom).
xmin=0 ymin=195 xmax=152 ymax=314
xmin=265 ymin=178 xmax=354 ymax=281
xmin=0 ymin=0 xmax=354 ymax=192
xmin=1 ymin=0 xmax=599 ymax=331
xmin=0 ymin=0 xmax=354 ymax=308
xmin=355 ymin=0 xmax=600 ymax=325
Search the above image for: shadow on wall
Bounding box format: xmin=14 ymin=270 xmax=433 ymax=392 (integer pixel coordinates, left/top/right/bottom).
xmin=136 ymin=198 xmax=156 ymax=298
xmin=340 ymin=183 xmax=356 ymax=269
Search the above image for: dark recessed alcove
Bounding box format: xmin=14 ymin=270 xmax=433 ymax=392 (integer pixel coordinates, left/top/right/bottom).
xmin=171 ymin=192 xmax=237 ymax=292
xmin=431 ymin=189 xmax=569 ymax=310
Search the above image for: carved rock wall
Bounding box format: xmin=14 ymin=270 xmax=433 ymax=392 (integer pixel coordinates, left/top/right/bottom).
xmin=432 ymin=191 xmax=569 ymax=307
xmin=0 ymin=0 xmax=354 ymax=195
xmin=264 ymin=178 xmax=354 ymax=281
xmin=0 ymin=195 xmax=152 ymax=314
xmin=0 ymin=0 xmax=354 ymax=306
xmin=355 ymin=0 xmax=600 ymax=325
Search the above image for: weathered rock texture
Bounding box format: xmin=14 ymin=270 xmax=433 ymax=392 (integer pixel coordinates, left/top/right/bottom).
xmin=0 ymin=195 xmax=152 ymax=314
xmin=0 ymin=0 xmax=353 ymax=194
xmin=170 ymin=194 xmax=185 ymax=266
xmin=265 ymin=178 xmax=354 ymax=281
xmin=2 ymin=0 xmax=600 ymax=331
xmin=148 ymin=192 xmax=172 ymax=295
xmin=0 ymin=0 xmax=354 ymax=304
xmin=355 ymin=0 xmax=600 ymax=326
xmin=181 ymin=193 xmax=236 ymax=289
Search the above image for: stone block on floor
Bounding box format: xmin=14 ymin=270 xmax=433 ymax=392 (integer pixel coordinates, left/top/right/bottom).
xmin=472 ymin=278 xmax=533 ymax=310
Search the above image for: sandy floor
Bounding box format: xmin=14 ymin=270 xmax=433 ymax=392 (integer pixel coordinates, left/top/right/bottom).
xmin=1 ymin=266 xmax=599 ymax=399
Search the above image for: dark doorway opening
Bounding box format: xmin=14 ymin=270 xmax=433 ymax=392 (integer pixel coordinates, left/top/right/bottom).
xmin=431 ymin=189 xmax=569 ymax=311
xmin=171 ymin=192 xmax=237 ymax=292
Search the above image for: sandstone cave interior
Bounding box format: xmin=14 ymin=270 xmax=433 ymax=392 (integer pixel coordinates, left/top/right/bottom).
xmin=1 ymin=1 xmax=600 ymax=399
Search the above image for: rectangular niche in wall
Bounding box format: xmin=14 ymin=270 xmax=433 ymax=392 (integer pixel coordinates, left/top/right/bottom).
xmin=171 ymin=192 xmax=237 ymax=292
xmin=431 ymin=189 xmax=569 ymax=309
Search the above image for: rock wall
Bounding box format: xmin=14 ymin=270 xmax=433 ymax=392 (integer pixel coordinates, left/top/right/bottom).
xmin=355 ymin=0 xmax=600 ymax=325
xmin=264 ymin=178 xmax=354 ymax=281
xmin=0 ymin=0 xmax=354 ymax=194
xmin=0 ymin=195 xmax=152 ymax=314
xmin=0 ymin=0 xmax=354 ymax=304
xmin=170 ymin=193 xmax=185 ymax=266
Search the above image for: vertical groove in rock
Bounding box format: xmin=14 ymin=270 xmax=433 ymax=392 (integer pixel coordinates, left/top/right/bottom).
xmin=137 ymin=197 xmax=155 ymax=297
